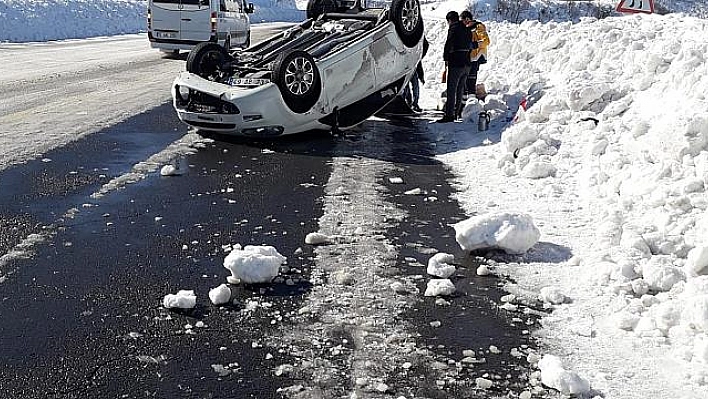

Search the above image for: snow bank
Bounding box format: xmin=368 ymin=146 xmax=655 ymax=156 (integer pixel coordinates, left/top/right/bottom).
xmin=429 ymin=12 xmax=708 ymax=396
xmin=453 ymin=212 xmax=541 ymax=254
xmin=223 ymin=244 xmax=286 ymax=284
xmin=0 ymin=0 xmax=305 ymax=43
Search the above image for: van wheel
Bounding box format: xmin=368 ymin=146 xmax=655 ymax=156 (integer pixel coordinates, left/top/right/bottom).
xmin=306 ymin=0 xmax=337 ymax=20
xmin=186 ymin=42 xmax=230 ymax=81
xmin=390 ymin=0 xmax=423 ymax=48
xmin=272 ymin=50 xmax=320 ymax=114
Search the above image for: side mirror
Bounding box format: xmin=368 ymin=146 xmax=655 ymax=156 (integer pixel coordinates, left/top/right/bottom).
xmin=246 ymin=3 xmax=254 ymax=13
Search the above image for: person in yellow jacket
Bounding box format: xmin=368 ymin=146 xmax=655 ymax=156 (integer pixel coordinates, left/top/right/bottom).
xmin=460 ymin=10 xmax=490 ymax=100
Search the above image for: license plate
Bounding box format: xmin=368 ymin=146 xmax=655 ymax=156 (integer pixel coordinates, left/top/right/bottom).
xmin=156 ymin=31 xmax=177 ymax=39
xmin=189 ymin=103 xmax=218 ymax=113
xmin=228 ymin=78 xmax=270 ymax=87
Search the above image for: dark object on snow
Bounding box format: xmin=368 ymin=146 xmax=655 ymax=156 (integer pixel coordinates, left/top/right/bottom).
xmin=579 ymin=117 xmax=600 ymax=126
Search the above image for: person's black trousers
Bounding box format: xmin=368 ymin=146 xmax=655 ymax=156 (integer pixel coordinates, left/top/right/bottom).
xmin=465 ymin=61 xmax=480 ymax=95
xmin=445 ymin=64 xmax=471 ymax=118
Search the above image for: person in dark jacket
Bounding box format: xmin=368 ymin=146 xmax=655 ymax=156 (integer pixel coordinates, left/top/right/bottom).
xmin=438 ymin=11 xmax=471 ymax=123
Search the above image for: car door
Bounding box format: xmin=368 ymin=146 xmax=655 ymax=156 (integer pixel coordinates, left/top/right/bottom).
xmin=179 ymin=0 xmax=213 ymax=43
xmin=150 ymin=0 xmax=182 ymax=40
xmin=235 ymin=0 xmax=250 ymax=45
xmin=318 ymin=29 xmax=381 ymax=114
xmin=223 ymin=0 xmax=248 ymax=46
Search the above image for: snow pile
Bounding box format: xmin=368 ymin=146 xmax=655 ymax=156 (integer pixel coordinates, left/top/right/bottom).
xmin=223 ymin=244 xmax=286 ymax=284
xmin=425 ymin=11 xmax=708 ymax=396
xmin=537 ymin=354 xmax=591 ymax=395
xmin=0 ymin=0 xmax=147 ymax=42
xmin=162 ymin=290 xmax=197 ymax=309
xmin=453 ymin=212 xmax=541 ymax=254
xmin=0 ymin=0 xmax=304 ymax=43
xmin=488 ymin=14 xmax=708 ymax=384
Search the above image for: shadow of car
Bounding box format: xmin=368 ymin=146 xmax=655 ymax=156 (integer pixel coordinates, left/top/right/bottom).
xmin=171 ymin=0 xmax=424 ymax=137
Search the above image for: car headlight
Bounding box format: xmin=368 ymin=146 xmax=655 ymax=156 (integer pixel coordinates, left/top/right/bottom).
xmin=175 ymin=85 xmax=190 ymax=103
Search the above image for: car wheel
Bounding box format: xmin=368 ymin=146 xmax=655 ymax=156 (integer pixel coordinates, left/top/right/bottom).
xmin=272 ymin=50 xmax=321 ymax=114
xmin=306 ymin=0 xmax=337 ymax=20
xmin=186 ymin=42 xmax=230 ymax=81
xmin=390 ymin=0 xmax=423 ymax=48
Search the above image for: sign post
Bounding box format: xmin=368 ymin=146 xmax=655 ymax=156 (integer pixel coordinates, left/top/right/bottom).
xmin=616 ymin=0 xmax=654 ymax=14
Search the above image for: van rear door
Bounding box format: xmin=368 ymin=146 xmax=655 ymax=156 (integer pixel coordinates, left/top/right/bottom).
xmin=179 ymin=0 xmax=214 ymax=43
xmin=150 ymin=0 xmax=182 ymax=41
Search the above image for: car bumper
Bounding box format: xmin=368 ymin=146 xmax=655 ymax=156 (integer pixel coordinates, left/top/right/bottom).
xmin=172 ymin=72 xmax=328 ymax=137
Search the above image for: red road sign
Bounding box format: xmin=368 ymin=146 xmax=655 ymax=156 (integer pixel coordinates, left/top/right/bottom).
xmin=616 ymin=0 xmax=654 ymax=14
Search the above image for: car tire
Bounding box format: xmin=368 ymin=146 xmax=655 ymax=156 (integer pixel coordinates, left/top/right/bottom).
xmin=390 ymin=0 xmax=423 ymax=48
xmin=306 ymin=0 xmax=337 ymax=20
xmin=272 ymin=50 xmax=321 ymax=114
xmin=186 ymin=42 xmax=230 ymax=81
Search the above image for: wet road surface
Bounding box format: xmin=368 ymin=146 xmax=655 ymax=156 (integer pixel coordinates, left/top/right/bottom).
xmin=0 ymin=105 xmax=542 ymax=398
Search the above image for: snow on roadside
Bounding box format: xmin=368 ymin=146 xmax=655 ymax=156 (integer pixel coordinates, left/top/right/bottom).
xmin=424 ymin=13 xmax=708 ymax=398
xmin=0 ymin=0 xmax=305 ymax=43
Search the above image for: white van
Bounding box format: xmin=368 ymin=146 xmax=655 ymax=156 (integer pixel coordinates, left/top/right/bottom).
xmin=148 ymin=0 xmax=254 ymax=54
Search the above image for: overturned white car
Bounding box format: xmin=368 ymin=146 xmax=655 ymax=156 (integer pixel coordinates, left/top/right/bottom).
xmin=171 ymin=0 xmax=424 ymax=137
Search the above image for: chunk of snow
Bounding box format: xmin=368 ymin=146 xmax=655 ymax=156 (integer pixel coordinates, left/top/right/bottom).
xmin=521 ymin=161 xmax=557 ymax=179
xmin=686 ymin=245 xmax=708 ymax=275
xmin=538 ymin=355 xmax=591 ymax=395
xmin=160 ymin=158 xmax=188 ymax=176
xmin=424 ymin=279 xmax=456 ymax=297
xmin=682 ymin=295 xmax=708 ymax=332
xmin=388 ymin=177 xmax=404 ymax=184
xmin=404 ymin=187 xmax=422 ymax=195
xmin=305 ymin=232 xmax=329 ymax=245
xmin=162 ymin=290 xmax=196 ymax=309
xmin=641 ymin=256 xmax=685 ymax=292
xmin=427 ymin=252 xmax=456 ymax=278
xmin=453 ymin=212 xmax=541 ymax=254
xmin=476 ymin=377 xmax=493 ymax=389
xmin=539 ymin=286 xmax=567 ymax=305
xmin=476 ymin=264 xmax=492 ymax=276
xmin=223 ymin=244 xmax=286 ymax=284
xmin=209 ymin=284 xmax=231 ymax=305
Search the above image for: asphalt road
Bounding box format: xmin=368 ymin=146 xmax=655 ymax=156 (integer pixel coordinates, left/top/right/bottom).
xmin=0 ymin=29 xmax=543 ymax=399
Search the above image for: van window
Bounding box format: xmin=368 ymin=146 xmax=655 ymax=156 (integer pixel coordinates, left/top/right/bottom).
xmin=224 ymin=0 xmax=241 ymax=12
